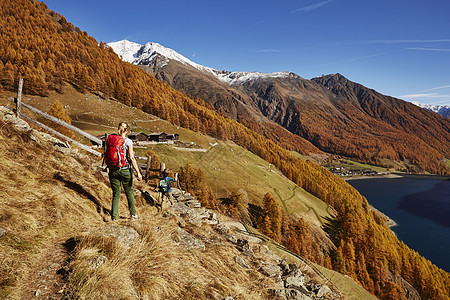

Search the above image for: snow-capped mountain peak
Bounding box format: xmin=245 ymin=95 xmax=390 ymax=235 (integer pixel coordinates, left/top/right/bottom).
xmin=139 ymin=42 xmax=207 ymax=70
xmin=109 ymin=40 xmax=220 ymax=75
xmin=412 ymin=101 xmax=450 ymax=118
xmin=107 ymin=40 xmax=142 ymax=63
xmin=108 ymin=40 xmax=293 ymax=85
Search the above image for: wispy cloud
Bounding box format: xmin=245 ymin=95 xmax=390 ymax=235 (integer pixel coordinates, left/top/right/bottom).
xmin=429 ymin=99 xmax=450 ymax=105
xmin=315 ymin=50 xmax=403 ymax=67
xmin=400 ymin=85 xmax=450 ymax=105
xmin=291 ymin=0 xmax=333 ymax=13
xmin=408 ymin=47 xmax=450 ymax=52
xmin=422 ymin=85 xmax=450 ymax=92
xmin=364 ymin=39 xmax=450 ymax=44
xmin=399 ymin=93 xmax=450 ymax=105
xmin=254 ymin=49 xmax=284 ymax=53
xmin=400 ymin=93 xmax=441 ymax=99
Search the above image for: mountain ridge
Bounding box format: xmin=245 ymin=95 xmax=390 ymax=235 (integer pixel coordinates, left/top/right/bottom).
xmin=109 ymin=40 xmax=295 ymax=85
xmin=108 ymin=40 xmax=450 ymax=175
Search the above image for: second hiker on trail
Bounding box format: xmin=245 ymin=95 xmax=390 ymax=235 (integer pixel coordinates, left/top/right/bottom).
xmin=159 ymin=169 xmax=176 ymax=203
xmin=105 ymin=122 xmax=142 ymax=221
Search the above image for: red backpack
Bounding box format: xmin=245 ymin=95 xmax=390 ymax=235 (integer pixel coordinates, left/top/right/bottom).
xmin=104 ymin=134 xmax=127 ymax=168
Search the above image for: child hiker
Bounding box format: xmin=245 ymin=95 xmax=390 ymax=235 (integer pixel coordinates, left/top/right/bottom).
xmin=159 ymin=169 xmax=176 ymax=205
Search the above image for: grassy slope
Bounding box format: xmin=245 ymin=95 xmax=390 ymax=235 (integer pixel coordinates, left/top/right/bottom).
xmin=444 ymin=159 xmax=450 ymax=169
xmin=150 ymin=142 xmax=332 ymax=228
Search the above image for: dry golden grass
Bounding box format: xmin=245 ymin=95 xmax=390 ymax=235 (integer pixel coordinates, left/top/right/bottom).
xmin=64 ymin=218 xmax=182 ymax=299
xmin=62 ymin=216 xmax=281 ymax=299
xmin=0 ymin=115 xmax=110 ymax=298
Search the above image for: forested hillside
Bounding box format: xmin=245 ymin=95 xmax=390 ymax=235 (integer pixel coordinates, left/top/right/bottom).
xmin=1 ymin=0 xmax=449 ymax=299
xmin=312 ymin=74 xmax=450 ymax=174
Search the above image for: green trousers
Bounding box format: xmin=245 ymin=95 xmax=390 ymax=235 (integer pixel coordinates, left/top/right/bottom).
xmin=108 ymin=167 xmax=136 ymax=220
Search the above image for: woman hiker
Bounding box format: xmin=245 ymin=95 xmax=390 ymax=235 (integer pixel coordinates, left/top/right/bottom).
xmin=105 ymin=122 xmax=143 ymax=221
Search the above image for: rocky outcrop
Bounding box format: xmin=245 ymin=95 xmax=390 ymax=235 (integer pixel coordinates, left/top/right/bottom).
xmin=163 ymin=187 xmax=340 ymax=300
xmin=90 ymin=225 xmax=140 ymax=248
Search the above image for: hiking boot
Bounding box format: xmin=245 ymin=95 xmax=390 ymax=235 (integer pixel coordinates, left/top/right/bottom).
xmin=131 ymin=215 xmax=138 ymax=221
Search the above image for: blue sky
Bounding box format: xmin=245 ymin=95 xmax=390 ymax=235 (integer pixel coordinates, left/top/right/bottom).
xmin=43 ymin=0 xmax=450 ymax=105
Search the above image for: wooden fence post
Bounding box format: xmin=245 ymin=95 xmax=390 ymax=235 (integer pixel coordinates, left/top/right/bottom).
xmin=8 ymin=95 xmax=102 ymax=157
xmin=146 ymin=156 xmax=151 ymax=175
xmin=160 ymin=163 xmax=166 ymax=173
xmin=16 ymin=78 xmax=23 ymax=118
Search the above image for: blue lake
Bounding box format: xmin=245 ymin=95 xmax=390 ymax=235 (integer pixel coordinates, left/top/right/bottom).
xmin=347 ymin=177 xmax=450 ymax=272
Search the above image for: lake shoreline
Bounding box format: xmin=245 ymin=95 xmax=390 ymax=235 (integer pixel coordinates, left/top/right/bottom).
xmin=370 ymin=206 xmax=398 ymax=228
xmin=344 ymin=172 xmax=450 ymax=181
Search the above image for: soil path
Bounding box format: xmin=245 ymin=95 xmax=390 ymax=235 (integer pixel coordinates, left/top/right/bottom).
xmin=20 ymin=237 xmax=70 ymax=299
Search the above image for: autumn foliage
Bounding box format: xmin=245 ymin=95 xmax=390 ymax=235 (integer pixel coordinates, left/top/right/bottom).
xmin=178 ymin=164 xmax=217 ymax=210
xmin=0 ymin=1 xmax=449 ymax=299
xmin=46 ymin=99 xmax=74 ymax=138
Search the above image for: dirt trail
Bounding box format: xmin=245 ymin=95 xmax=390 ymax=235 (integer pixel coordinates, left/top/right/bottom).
xmin=20 ymin=237 xmax=71 ymax=299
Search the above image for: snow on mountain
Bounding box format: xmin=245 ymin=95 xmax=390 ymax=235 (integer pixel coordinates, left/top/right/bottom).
xmin=108 ymin=40 xmax=292 ymax=85
xmin=214 ymin=70 xmax=295 ymax=85
xmin=108 ymin=40 xmax=142 ymax=64
xmin=412 ymin=101 xmax=450 ymax=118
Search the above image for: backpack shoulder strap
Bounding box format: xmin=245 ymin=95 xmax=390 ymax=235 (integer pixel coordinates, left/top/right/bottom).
xmin=102 ymin=133 xmax=109 ymax=167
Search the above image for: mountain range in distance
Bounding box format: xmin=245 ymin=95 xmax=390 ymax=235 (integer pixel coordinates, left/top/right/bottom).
xmin=109 ymin=40 xmax=449 ymax=118
xmin=108 ymin=40 xmax=294 ymax=86
xmin=109 ymin=40 xmax=450 ymax=175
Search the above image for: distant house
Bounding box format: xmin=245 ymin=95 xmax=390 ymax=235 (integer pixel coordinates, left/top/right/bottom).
xmin=149 ymin=132 xmax=168 ymax=142
xmin=148 ymin=132 xmax=179 ymax=143
xmin=128 ymin=132 xmax=149 ymax=141
xmin=167 ymin=133 xmax=179 ymax=141
xmin=94 ymin=131 xmax=179 ymax=147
